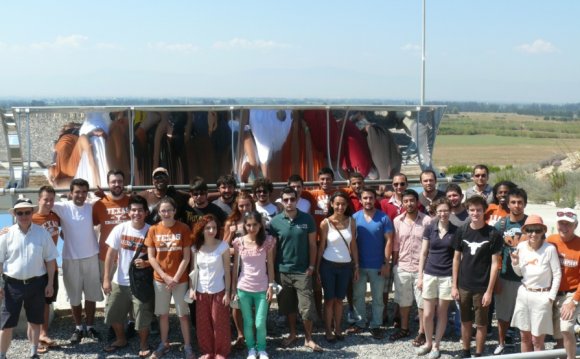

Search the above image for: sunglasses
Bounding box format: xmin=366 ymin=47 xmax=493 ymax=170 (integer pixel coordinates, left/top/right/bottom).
xmin=153 ymin=174 xmax=168 ymax=180
xmin=557 ymin=211 xmax=577 ymax=220
xmin=15 ymin=210 xmax=32 ymax=216
xmin=525 ymin=228 xmax=544 ymax=234
xmin=473 ymin=174 xmax=487 ymax=178
xmin=282 ymin=197 xmax=297 ymax=203
xmin=393 ymin=182 xmax=407 ymax=187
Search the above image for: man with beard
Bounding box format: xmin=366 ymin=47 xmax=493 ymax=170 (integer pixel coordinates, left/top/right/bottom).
xmin=138 ymin=167 xmax=189 ymax=225
xmin=253 ymin=177 xmax=282 ymax=228
xmin=418 ymin=170 xmax=445 ymax=216
xmin=93 ymin=170 xmax=131 ymax=279
xmin=212 ymin=174 xmax=237 ymax=215
xmin=390 ymin=189 xmax=432 ymax=345
xmin=276 ymin=174 xmax=312 ymax=213
xmin=547 ymin=208 xmax=580 ymax=359
xmin=493 ymin=188 xmax=527 ymax=355
xmin=465 ymin=165 xmax=493 ymax=204
xmin=446 ymin=184 xmax=469 ymax=227
xmin=183 ymin=177 xmax=227 ymax=229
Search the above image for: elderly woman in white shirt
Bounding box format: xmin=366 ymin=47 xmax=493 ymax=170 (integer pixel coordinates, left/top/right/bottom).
xmin=510 ymin=215 xmax=562 ymax=352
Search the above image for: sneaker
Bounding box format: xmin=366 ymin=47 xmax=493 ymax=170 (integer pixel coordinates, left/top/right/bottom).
xmin=86 ymin=327 xmax=102 ymax=341
xmin=427 ymin=349 xmax=441 ymax=359
xmin=247 ymin=348 xmax=257 ymax=359
xmin=416 ymin=345 xmax=431 ymax=356
xmin=258 ymin=351 xmax=269 ymax=359
xmin=453 ymin=349 xmax=471 ymax=359
xmin=493 ymin=344 xmax=504 ymax=355
xmin=70 ymin=328 xmax=84 ymax=344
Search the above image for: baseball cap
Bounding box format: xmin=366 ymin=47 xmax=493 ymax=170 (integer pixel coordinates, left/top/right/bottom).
xmin=556 ymin=208 xmax=577 ymax=223
xmin=152 ymin=167 xmax=169 ymax=177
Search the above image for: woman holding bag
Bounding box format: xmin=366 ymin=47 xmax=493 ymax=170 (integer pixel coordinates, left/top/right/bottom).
xmin=189 ymin=214 xmax=231 ymax=359
xmin=232 ymin=211 xmax=276 ymax=359
xmin=316 ymin=191 xmax=359 ymax=343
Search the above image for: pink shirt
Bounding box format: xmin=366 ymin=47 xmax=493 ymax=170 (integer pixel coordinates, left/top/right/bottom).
xmin=393 ymin=212 xmax=432 ymax=273
xmin=234 ymin=236 xmax=276 ymax=293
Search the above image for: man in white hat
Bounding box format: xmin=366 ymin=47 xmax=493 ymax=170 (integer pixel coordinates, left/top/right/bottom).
xmin=546 ymin=208 xmax=580 ymax=359
xmin=138 ymin=167 xmax=189 ymax=225
xmin=0 ymin=198 xmax=58 ymax=359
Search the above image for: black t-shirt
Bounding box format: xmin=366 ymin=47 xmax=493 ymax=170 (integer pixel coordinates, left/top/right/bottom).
xmin=183 ymin=202 xmax=228 ymax=229
xmin=137 ymin=187 xmax=190 ymax=225
xmin=453 ymin=224 xmax=502 ymax=292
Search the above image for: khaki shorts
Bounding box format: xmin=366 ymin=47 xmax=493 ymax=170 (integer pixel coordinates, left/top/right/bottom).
xmin=276 ymin=272 xmax=316 ymax=321
xmin=62 ymin=255 xmax=104 ymax=306
xmin=494 ymin=278 xmax=521 ymax=322
xmin=511 ymin=286 xmax=553 ymax=336
xmin=393 ymin=266 xmax=423 ymax=309
xmin=105 ymin=283 xmax=154 ymax=330
xmin=422 ymin=274 xmax=452 ymax=301
xmin=552 ymin=292 xmax=580 ymax=340
xmin=153 ymin=281 xmax=189 ymax=317
xmin=458 ymin=288 xmax=488 ymax=327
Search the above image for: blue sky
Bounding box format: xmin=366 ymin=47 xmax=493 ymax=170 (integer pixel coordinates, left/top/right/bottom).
xmin=1 ymin=1 xmax=578 ymax=103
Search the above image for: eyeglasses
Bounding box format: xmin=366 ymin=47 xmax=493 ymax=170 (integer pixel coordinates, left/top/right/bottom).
xmin=15 ymin=210 xmax=32 ymax=216
xmin=393 ymin=182 xmax=407 ymax=187
xmin=191 ymin=191 xmax=206 ymax=196
xmin=473 ymin=174 xmax=487 ymax=178
xmin=282 ymin=197 xmax=297 ymax=203
xmin=525 ymin=228 xmax=544 ymax=234
xmin=557 ymin=211 xmax=577 ymax=220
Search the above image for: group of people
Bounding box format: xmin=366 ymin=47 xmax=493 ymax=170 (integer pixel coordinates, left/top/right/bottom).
xmin=0 ymin=164 xmax=579 ymax=359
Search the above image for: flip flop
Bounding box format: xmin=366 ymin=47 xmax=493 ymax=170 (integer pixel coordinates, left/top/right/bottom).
xmin=37 ymin=345 xmax=48 ymax=354
xmin=103 ymin=343 xmax=128 ymax=353
xmin=281 ymin=336 xmax=298 ymax=348
xmin=39 ymin=339 xmax=60 ymax=348
xmin=304 ymin=341 xmax=323 ymax=352
xmin=139 ymin=346 xmax=153 ymax=358
xmin=232 ymin=336 xmax=245 ymax=350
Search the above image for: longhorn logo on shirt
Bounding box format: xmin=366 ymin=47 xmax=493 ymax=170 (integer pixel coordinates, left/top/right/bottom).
xmin=463 ymin=240 xmax=490 ymax=255
xmin=525 ymin=258 xmax=538 ymax=266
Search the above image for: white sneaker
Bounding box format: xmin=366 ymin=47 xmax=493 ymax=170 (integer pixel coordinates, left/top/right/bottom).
xmin=247 ymin=348 xmax=257 ymax=359
xmin=493 ymin=344 xmax=504 ymax=355
xmin=258 ymin=351 xmax=269 ymax=359
xmin=347 ymin=310 xmax=361 ymax=324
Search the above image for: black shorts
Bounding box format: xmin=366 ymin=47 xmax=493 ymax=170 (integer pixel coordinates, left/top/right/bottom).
xmin=1 ymin=275 xmax=47 ymax=329
xmin=45 ymin=268 xmax=59 ymax=304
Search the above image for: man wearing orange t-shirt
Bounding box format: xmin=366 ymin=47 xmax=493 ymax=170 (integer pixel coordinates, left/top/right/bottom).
xmin=31 ymin=185 xmax=61 ymax=352
xmin=93 ymin=170 xmax=130 ymax=279
xmin=546 ymin=208 xmax=580 ymax=359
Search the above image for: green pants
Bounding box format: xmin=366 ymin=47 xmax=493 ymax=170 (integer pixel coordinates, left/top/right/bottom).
xmin=237 ymin=289 xmax=268 ymax=351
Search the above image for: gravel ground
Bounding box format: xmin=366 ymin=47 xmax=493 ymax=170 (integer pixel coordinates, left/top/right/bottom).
xmin=4 ymin=299 xmax=564 ymax=359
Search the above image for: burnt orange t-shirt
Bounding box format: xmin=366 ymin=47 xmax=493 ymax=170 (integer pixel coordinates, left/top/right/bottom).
xmin=484 ymin=203 xmax=509 ymax=224
xmin=305 ymin=188 xmax=338 ymax=229
xmin=144 ymin=221 xmax=192 ymax=283
xmin=547 ymin=234 xmax=580 ymax=301
xmin=32 ymin=211 xmax=60 ymax=245
xmin=93 ymin=195 xmax=131 ymax=261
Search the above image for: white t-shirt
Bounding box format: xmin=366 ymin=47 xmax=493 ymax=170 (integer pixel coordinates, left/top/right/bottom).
xmin=105 ymin=221 xmax=151 ymax=286
xmin=192 ymin=241 xmax=229 ymax=294
xmin=53 ymin=201 xmax=99 ymax=260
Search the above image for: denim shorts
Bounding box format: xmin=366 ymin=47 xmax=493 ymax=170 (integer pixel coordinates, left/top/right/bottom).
xmin=319 ymin=258 xmax=353 ymax=300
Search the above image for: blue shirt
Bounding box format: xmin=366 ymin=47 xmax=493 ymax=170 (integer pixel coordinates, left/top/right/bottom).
xmin=353 ymin=210 xmax=393 ymax=270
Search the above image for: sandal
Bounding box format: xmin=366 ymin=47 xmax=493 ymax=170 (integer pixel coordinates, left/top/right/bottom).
xmin=233 ymin=336 xmax=246 ymax=350
xmin=334 ymin=332 xmax=345 ymax=341
xmin=345 ymin=326 xmax=363 ymax=335
xmin=139 ymin=346 xmax=153 ymax=358
xmin=151 ymin=342 xmax=170 ymax=359
xmin=389 ymin=328 xmax=410 ymax=341
xmin=37 ymin=345 xmax=48 ymax=354
xmin=412 ymin=332 xmax=426 ymax=347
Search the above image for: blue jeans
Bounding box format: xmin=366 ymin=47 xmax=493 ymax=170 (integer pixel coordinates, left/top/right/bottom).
xmin=352 ymin=268 xmax=385 ymax=329
xmin=237 ymin=289 xmax=268 ymax=351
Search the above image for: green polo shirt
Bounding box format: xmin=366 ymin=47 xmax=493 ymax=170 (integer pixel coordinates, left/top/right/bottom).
xmin=270 ymin=209 xmax=316 ymax=274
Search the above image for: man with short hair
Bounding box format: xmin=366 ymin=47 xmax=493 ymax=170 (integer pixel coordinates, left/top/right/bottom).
xmin=452 ymin=196 xmax=502 ymax=358
xmin=102 ymin=195 xmax=153 ymax=357
xmin=380 ymin=173 xmax=409 ymax=222
xmin=0 ymin=198 xmax=58 ymax=359
xmin=270 ymin=187 xmax=321 ymax=352
xmin=347 ymin=172 xmax=365 ymax=211
xmin=349 ymin=188 xmax=393 ymax=339
xmin=446 ymin=183 xmax=469 ymax=227
xmin=138 ymin=167 xmax=189 ymax=224
xmin=212 ymin=174 xmax=237 ymax=215
xmin=52 ymin=178 xmax=104 ymax=344
xmin=390 ymin=189 xmax=432 ymax=344
xmin=465 ymin=164 xmax=493 ymax=204
xmin=31 ymin=186 xmax=61 ymax=351
xmin=183 ymin=176 xmax=227 ymax=229
xmin=93 ymin=170 xmax=131 ymax=279
xmin=547 ymin=208 xmax=580 ymax=359
xmin=252 ymin=177 xmax=282 ymax=227
xmin=493 ymin=188 xmax=527 ymax=355
xmin=276 ymin=174 xmax=311 ymax=213
xmin=418 ymin=170 xmax=445 ymax=216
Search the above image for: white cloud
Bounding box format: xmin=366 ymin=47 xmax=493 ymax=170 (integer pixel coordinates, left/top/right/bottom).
xmin=30 ymin=34 xmax=88 ymax=50
xmin=212 ymin=38 xmax=290 ymax=50
xmin=516 ymin=39 xmax=557 ymax=54
xmin=401 ymin=43 xmax=421 ymax=51
xmin=147 ymin=42 xmax=199 ymax=53
xmin=95 ymin=42 xmax=122 ymax=50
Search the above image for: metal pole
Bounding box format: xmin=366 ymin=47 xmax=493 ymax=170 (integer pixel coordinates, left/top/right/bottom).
xmin=480 ymin=347 xmax=579 ymax=359
xmin=420 ymin=0 xmax=426 ymax=106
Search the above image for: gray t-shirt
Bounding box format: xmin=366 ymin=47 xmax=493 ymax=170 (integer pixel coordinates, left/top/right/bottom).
xmin=450 ymin=209 xmax=469 ymax=227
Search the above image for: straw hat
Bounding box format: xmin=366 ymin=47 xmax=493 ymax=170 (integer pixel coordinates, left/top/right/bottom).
xmin=8 ymin=197 xmax=37 ymax=216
